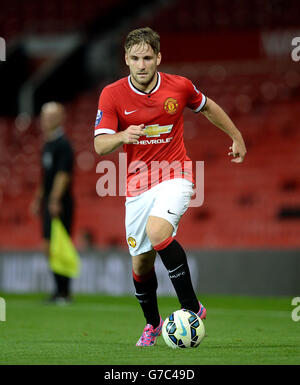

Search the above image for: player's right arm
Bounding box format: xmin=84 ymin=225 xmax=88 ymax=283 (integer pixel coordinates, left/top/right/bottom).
xmin=93 ymin=87 xmax=144 ymax=156
xmin=94 ymin=124 xmax=144 ymax=156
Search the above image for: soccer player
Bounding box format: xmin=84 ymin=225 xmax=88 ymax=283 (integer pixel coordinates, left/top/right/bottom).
xmin=31 ymin=102 xmax=74 ymax=304
xmin=94 ymin=28 xmax=246 ymax=346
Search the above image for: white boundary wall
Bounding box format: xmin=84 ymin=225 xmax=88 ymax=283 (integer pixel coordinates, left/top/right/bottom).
xmin=0 ymin=250 xmax=299 ymax=296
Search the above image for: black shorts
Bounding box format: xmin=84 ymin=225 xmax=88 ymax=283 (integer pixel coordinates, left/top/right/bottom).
xmin=42 ymin=198 xmax=73 ymax=240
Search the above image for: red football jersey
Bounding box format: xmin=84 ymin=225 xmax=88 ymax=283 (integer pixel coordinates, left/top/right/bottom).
xmin=94 ymin=72 xmax=206 ymax=196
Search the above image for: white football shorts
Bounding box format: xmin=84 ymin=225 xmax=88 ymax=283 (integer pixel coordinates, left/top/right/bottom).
xmin=125 ymin=178 xmax=194 ymax=256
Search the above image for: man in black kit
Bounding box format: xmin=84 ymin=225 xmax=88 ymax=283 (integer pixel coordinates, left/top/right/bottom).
xmin=31 ymin=102 xmax=74 ymax=304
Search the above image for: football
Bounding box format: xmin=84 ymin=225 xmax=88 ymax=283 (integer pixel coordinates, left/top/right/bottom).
xmin=162 ymin=309 xmax=205 ymax=349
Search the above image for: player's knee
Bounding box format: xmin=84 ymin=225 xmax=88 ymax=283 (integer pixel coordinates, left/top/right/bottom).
xmin=133 ymin=263 xmax=150 ymax=277
xmin=146 ymin=226 xmax=168 ymax=247
xmin=146 ymin=217 xmax=174 ymax=246
xmin=132 ymin=257 xmax=153 ymax=276
xmin=132 ymin=249 xmax=156 ymax=276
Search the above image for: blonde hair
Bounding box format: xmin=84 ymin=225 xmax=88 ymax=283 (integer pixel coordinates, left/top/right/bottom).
xmin=124 ymin=27 xmax=160 ymax=54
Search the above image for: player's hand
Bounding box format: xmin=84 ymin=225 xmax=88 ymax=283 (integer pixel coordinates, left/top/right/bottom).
xmin=48 ymin=198 xmax=62 ymax=217
xmin=121 ymin=124 xmax=145 ymax=144
xmin=228 ymin=140 xmax=247 ymax=163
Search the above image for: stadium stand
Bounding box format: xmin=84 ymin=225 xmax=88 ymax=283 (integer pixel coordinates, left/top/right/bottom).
xmin=0 ymin=0 xmax=123 ymax=40
xmin=150 ymin=0 xmax=300 ymax=32
xmin=0 ymin=0 xmax=299 ymax=250
xmin=0 ymin=77 xmax=299 ymax=249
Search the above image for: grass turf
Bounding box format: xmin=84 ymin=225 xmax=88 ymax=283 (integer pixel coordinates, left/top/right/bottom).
xmin=0 ymin=293 xmax=299 ymax=365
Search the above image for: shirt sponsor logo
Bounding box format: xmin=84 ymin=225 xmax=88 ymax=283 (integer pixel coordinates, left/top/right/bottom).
xmin=143 ymin=124 xmax=173 ymax=138
xmin=135 ymin=137 xmax=173 ymax=145
xmin=164 ymin=97 xmax=178 ymax=114
xmin=133 ymin=124 xmax=173 ymax=145
xmin=95 ymin=110 xmax=103 ymax=126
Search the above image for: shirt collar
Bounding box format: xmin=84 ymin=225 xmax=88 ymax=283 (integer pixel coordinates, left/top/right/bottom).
xmin=128 ymin=72 xmax=161 ymax=95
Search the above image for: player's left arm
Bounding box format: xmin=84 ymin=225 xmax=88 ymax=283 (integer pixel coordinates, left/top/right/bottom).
xmin=201 ymin=97 xmax=247 ymax=163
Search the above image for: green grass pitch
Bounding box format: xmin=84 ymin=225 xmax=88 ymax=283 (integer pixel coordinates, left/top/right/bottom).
xmin=0 ymin=293 xmax=299 ymax=365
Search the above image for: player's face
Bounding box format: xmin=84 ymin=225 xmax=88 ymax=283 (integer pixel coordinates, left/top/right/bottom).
xmin=125 ymin=43 xmax=161 ymax=89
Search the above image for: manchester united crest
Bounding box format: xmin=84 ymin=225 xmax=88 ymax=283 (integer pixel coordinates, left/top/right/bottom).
xmin=164 ymin=97 xmax=178 ymax=115
xmin=127 ymin=237 xmax=137 ymax=248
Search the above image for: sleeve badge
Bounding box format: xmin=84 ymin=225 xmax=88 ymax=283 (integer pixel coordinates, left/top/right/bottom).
xmin=95 ymin=110 xmax=103 ymax=127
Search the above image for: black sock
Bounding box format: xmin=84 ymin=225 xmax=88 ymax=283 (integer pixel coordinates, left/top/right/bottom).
xmin=155 ymin=238 xmax=199 ymax=313
xmin=133 ymin=269 xmax=160 ymax=328
xmin=54 ymin=273 xmax=70 ymax=298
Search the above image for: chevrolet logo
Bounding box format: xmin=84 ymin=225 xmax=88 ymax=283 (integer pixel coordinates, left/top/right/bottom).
xmin=143 ymin=124 xmax=173 ymax=138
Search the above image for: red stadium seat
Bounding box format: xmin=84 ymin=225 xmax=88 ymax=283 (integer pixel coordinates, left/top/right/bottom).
xmin=1 ymin=62 xmax=300 ymax=249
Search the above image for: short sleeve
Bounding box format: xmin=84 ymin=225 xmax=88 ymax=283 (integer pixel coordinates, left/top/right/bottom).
xmin=56 ymin=140 xmax=73 ymax=173
xmin=94 ymin=87 xmax=118 ymax=136
xmin=185 ymin=78 xmax=207 ymax=113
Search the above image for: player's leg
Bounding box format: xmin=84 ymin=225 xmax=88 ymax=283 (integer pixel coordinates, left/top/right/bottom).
xmin=132 ymin=249 xmax=164 ymax=346
xmin=146 ymin=179 xmax=206 ymax=319
xmin=125 ymin=189 xmax=164 ymax=345
xmin=125 ymin=189 xmax=163 ymax=346
xmin=146 ymin=216 xmax=199 ymax=314
xmin=126 ymin=187 xmax=158 ymax=324
xmin=132 ymin=249 xmax=160 ymax=327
